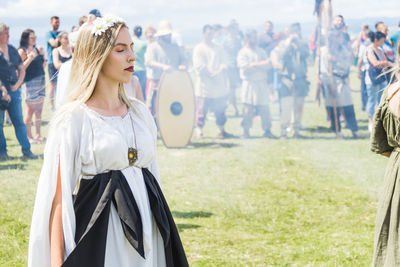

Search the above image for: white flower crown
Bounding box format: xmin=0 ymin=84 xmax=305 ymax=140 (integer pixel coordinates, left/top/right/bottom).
xmin=91 ymin=15 xmax=126 ymax=36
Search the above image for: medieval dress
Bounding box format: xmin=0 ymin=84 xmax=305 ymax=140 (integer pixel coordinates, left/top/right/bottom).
xmin=28 ymin=98 xmax=188 ymax=267
xmin=371 ymin=86 xmax=400 ymax=266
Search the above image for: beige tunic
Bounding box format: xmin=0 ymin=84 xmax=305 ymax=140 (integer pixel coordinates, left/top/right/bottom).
xmin=237 ymin=46 xmax=269 ymax=106
xmin=192 ymin=42 xmax=229 ymax=98
xmin=144 ymin=41 xmax=184 ymax=81
xmin=319 ymin=46 xmax=353 ymax=107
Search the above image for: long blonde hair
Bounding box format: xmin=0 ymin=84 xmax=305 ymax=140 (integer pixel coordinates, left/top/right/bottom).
xmin=67 ymin=22 xmax=130 ymax=105
xmin=51 ymin=21 xmax=136 ymax=129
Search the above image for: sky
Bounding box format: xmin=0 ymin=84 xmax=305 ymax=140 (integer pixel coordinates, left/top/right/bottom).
xmin=1 ymin=0 xmax=399 ymax=46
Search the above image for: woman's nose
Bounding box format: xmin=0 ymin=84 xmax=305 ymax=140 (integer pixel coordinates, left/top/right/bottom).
xmin=129 ymin=51 xmax=136 ymax=62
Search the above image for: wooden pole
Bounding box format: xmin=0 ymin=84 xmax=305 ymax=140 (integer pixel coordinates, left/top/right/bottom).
xmin=315 ymin=1 xmax=323 ymax=106
xmin=324 ymin=0 xmax=340 ymax=136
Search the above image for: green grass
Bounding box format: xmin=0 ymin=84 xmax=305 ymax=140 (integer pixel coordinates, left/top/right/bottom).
xmin=0 ymin=67 xmax=388 ymax=266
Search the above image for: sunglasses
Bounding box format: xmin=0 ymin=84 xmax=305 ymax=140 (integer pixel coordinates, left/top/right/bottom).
xmin=29 ymin=35 xmax=36 ymax=39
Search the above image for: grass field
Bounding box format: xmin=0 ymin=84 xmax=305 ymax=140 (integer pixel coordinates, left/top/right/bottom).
xmin=0 ymin=67 xmax=388 ymax=266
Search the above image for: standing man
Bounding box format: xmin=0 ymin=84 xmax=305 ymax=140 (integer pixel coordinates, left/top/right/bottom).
xmin=223 ymin=21 xmax=242 ymax=116
xmin=270 ymin=23 xmax=309 ymax=138
xmin=375 ymin=21 xmax=395 ymax=63
xmin=46 ymin=16 xmax=60 ymax=111
xmin=327 ymin=0 xmax=351 ymax=49
xmin=237 ymin=29 xmax=275 ymax=138
xmin=192 ymin=25 xmax=233 ymax=139
xmin=145 ymin=20 xmax=186 ymax=120
xmin=319 ymin=32 xmax=360 ymax=138
xmin=0 ymin=23 xmax=37 ymax=160
xmin=258 ymin=20 xmax=276 ymax=55
xmin=258 ymin=20 xmax=279 ymax=104
xmin=132 ymin=25 xmax=147 ymax=100
xmin=390 ymin=21 xmax=400 ymax=57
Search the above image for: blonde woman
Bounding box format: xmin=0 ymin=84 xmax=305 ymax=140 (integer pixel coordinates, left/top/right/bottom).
xmin=371 ymin=42 xmax=400 ymax=266
xmin=28 ymin=16 xmax=188 ymax=267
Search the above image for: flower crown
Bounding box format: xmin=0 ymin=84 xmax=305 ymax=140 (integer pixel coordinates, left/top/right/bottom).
xmin=91 ymin=15 xmax=126 ymax=36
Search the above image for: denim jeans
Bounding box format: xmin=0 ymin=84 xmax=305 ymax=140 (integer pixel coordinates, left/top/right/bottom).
xmin=0 ymin=90 xmax=31 ymax=154
xmin=360 ymin=70 xmax=368 ymax=110
xmin=133 ymin=70 xmax=147 ymax=101
xmin=366 ymin=81 xmax=386 ymax=117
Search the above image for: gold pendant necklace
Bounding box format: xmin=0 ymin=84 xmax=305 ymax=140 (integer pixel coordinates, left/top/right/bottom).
xmin=128 ymin=112 xmax=139 ymax=166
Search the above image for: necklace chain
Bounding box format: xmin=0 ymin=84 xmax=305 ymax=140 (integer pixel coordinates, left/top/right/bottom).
xmin=128 ymin=112 xmax=138 ymax=149
xmin=128 ymin=112 xmax=139 ymax=167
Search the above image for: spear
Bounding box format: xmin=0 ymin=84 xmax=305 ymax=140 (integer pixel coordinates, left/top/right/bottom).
xmin=314 ymin=0 xmax=323 ymax=106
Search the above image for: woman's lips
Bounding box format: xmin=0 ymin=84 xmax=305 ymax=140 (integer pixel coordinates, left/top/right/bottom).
xmin=124 ymin=66 xmax=134 ymax=72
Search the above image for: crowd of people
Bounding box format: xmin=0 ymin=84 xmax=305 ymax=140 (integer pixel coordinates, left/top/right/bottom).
xmin=0 ymin=8 xmax=400 ymax=160
xmin=0 ymin=5 xmax=400 ymax=267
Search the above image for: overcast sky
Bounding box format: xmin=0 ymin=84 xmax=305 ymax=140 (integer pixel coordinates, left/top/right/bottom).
xmin=1 ymin=0 xmax=399 ymax=22
xmin=1 ymin=0 xmax=399 ymax=46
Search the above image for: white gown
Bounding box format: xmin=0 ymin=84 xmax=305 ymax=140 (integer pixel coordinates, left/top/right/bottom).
xmin=28 ymin=98 xmax=166 ymax=267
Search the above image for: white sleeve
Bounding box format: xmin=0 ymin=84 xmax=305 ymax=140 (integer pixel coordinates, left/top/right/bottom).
xmin=28 ymin=110 xmax=82 ymax=267
xmin=55 ymin=61 xmax=72 ymax=108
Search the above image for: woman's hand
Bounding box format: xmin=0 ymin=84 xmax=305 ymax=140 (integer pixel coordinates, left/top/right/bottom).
xmin=50 ymin=161 xmax=65 ymax=267
xmin=37 ymin=46 xmax=45 ymax=56
xmin=1 ymin=89 xmax=11 ymax=102
xmin=27 ymin=49 xmax=38 ymax=61
xmin=2 ymin=94 xmax=11 ymax=103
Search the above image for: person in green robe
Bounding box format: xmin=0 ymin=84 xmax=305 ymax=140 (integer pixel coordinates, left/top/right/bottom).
xmin=371 ymin=43 xmax=400 ymax=266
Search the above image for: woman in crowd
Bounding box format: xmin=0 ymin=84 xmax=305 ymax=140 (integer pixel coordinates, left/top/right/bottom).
xmin=371 ymin=42 xmax=400 ymax=266
xmin=28 ymin=16 xmax=188 ymax=267
xmin=0 ymin=22 xmax=37 ymax=160
xmin=366 ymin=31 xmax=394 ymax=132
xmin=52 ymin=31 xmax=72 ymax=71
xmin=18 ymin=29 xmax=46 ymax=143
xmin=124 ymin=75 xmax=145 ymax=102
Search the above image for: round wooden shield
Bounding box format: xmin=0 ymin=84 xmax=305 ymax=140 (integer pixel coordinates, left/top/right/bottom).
xmin=157 ymin=70 xmax=195 ymax=148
